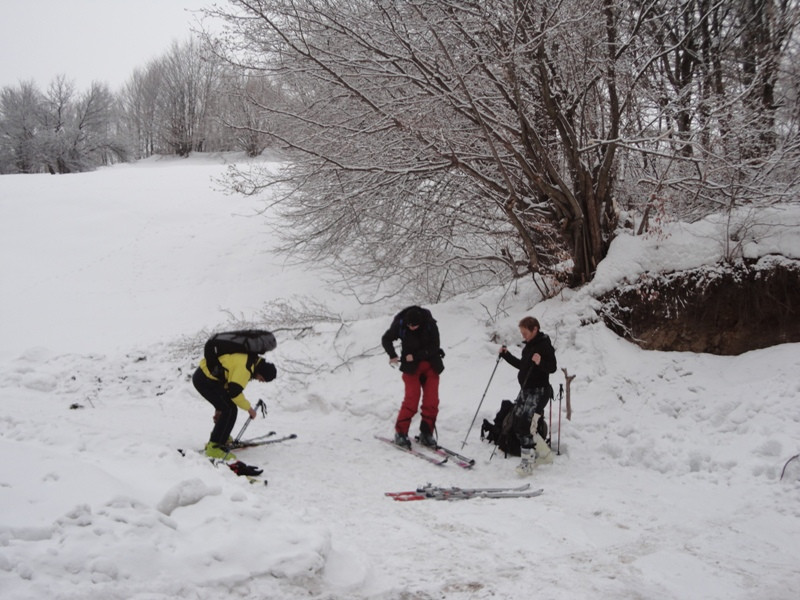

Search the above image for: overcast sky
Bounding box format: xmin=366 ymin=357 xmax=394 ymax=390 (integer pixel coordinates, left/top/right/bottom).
xmin=0 ymin=0 xmax=216 ymax=91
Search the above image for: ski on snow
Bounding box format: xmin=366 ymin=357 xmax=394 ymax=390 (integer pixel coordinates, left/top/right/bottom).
xmin=228 ymin=432 xmax=297 ymax=449
xmin=386 ymin=483 xmax=543 ymax=501
xmin=413 ymin=436 xmax=476 ymax=468
xmin=176 ymin=432 xmax=296 ymax=457
xmin=375 ymin=435 xmax=448 ymax=466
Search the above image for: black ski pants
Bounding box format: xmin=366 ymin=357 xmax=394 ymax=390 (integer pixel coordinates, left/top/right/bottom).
xmin=512 ymin=385 xmax=552 ymax=449
xmin=192 ymin=367 xmax=238 ymax=445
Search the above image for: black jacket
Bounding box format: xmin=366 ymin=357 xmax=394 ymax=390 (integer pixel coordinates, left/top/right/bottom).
xmin=381 ymin=306 xmax=444 ymax=375
xmin=500 ymin=331 xmax=557 ymax=389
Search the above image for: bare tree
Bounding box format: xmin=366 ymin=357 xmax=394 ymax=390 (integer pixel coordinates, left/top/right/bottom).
xmin=158 ymin=38 xmax=222 ymax=156
xmin=37 ymin=78 xmax=127 ymax=173
xmin=620 ymin=0 xmax=800 ymax=231
xmin=41 ymin=76 xmax=75 ymax=173
xmin=217 ymin=71 xmax=281 ymax=157
xmin=207 ymin=0 xmax=799 ymax=298
xmin=119 ymin=37 xmax=237 ymax=158
xmin=120 ymin=62 xmax=166 ymax=159
xmin=0 ymin=78 xmax=127 ymax=174
xmin=0 ymin=81 xmax=44 ymax=173
xmin=206 ymin=0 xmax=655 ymax=293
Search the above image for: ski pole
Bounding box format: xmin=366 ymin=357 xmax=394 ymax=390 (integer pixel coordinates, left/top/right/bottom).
xmin=461 ymin=354 xmax=502 ymax=449
xmin=557 ymin=384 xmax=563 ymax=455
xmin=233 ymin=399 xmax=267 ymax=444
xmin=233 ymin=418 xmax=252 ymax=444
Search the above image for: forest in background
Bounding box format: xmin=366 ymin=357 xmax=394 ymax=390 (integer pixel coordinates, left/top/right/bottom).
xmin=2 ymin=1 xmax=798 ymax=299
xmin=0 ymin=36 xmax=278 ymax=175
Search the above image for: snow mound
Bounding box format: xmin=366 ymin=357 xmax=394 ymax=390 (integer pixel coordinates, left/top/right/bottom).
xmin=156 ymin=478 xmax=221 ymax=515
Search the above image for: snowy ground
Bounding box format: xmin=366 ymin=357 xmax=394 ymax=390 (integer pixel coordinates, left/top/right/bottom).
xmin=1 ymin=155 xmax=799 ymax=600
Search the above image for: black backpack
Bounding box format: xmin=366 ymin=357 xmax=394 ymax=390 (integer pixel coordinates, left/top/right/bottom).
xmin=480 ymin=399 xmax=550 ymax=457
xmin=481 ymin=399 xmax=520 ymax=457
xmin=204 ymin=330 xmax=276 ymax=379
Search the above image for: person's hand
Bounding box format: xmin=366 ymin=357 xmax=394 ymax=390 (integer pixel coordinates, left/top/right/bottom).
xmin=389 ymin=357 xmax=400 ymax=366
xmin=499 ymin=345 xmax=507 ymax=355
xmin=529 ymin=413 xmax=541 ymax=436
xmin=405 ymin=354 xmax=414 ymax=362
xmin=532 ymin=352 xmax=541 ymax=365
xmin=248 ymin=407 xmax=257 ymax=419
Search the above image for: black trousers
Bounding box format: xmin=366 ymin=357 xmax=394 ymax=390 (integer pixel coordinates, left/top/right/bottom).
xmin=192 ymin=368 xmax=238 ymax=445
xmin=512 ymin=385 xmax=552 ymax=449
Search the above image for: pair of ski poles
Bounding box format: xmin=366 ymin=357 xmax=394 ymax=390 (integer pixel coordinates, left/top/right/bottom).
xmin=220 ymin=399 xmax=267 ymax=462
xmin=460 ymin=355 xmax=562 ymax=455
xmin=232 ymin=398 xmax=267 ymax=444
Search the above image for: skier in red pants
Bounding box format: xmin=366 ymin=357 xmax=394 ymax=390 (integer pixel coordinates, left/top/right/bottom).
xmin=381 ymin=306 xmax=445 ymax=448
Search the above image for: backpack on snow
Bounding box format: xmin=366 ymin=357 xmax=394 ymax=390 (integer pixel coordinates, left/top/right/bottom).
xmin=480 ymin=399 xmax=520 ymax=457
xmin=204 ymin=329 xmax=277 ymax=379
xmin=480 ymin=399 xmax=550 ymax=457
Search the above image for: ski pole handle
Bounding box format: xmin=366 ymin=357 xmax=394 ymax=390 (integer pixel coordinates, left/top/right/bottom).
xmin=256 ymin=399 xmax=267 ymax=418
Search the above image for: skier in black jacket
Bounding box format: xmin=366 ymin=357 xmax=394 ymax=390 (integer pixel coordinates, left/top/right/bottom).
xmin=381 ymin=306 xmax=445 ymax=449
xmin=499 ymin=316 xmax=557 ymax=475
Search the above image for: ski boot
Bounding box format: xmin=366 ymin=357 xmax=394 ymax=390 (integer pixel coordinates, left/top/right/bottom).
xmin=418 ymin=422 xmax=437 ymax=447
xmin=205 ymin=441 xmax=236 ymax=461
xmin=515 ymin=447 xmax=535 ymax=477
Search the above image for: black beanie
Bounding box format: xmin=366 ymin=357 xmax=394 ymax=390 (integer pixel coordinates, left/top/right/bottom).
xmin=254 ymin=359 xmax=277 ymax=381
xmin=405 ymin=307 xmax=424 ymax=326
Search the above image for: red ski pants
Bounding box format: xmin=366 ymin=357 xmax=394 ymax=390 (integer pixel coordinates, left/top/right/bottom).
xmin=395 ymin=361 xmax=439 ymax=435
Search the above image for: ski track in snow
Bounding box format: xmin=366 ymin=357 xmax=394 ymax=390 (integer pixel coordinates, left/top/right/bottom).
xmin=1 ymin=155 xmax=799 ymax=600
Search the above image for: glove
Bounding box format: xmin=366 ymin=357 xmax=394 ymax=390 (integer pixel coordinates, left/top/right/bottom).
xmin=529 ymin=413 xmax=542 ymax=436
xmin=229 ymin=461 xmax=263 ymax=477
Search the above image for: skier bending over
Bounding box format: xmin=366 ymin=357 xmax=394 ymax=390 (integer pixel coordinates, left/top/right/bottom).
xmin=381 ymin=306 xmax=445 ymax=449
xmin=192 ymin=353 xmax=276 ymax=460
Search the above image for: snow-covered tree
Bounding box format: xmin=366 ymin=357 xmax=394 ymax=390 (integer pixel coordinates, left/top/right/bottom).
xmin=119 ymin=37 xmax=241 ymax=158
xmin=0 ymin=81 xmax=44 ymax=174
xmin=0 ymin=78 xmax=127 ymax=174
xmin=158 ymin=38 xmax=222 ymax=156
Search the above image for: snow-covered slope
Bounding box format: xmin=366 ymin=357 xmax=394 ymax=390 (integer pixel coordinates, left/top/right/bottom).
xmin=1 ymin=155 xmax=798 ymax=599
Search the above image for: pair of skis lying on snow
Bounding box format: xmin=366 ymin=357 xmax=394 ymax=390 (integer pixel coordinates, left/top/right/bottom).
xmin=377 ymin=436 xmax=544 ymax=501
xmin=386 ymin=482 xmax=543 ymax=501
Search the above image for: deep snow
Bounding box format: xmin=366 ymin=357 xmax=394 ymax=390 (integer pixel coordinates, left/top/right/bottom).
xmin=1 ymin=154 xmax=799 ymax=600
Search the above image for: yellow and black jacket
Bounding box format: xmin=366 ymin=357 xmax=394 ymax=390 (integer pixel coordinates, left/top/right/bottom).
xmin=199 ymin=353 xmax=257 ymax=412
